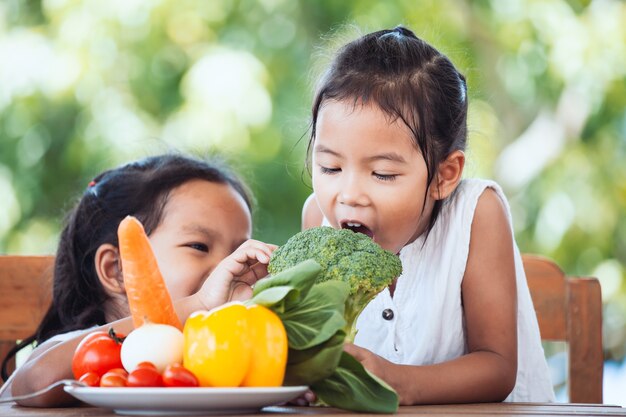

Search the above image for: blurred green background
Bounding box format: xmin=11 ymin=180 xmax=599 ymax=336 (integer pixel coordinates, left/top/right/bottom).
xmin=1 ymin=0 xmax=625 ymax=401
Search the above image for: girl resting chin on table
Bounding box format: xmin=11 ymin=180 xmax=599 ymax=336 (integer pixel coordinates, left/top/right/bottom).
xmin=0 ymin=154 xmax=276 ymax=407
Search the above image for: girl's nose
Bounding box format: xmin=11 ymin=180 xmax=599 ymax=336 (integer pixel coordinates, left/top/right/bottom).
xmin=338 ymin=175 xmax=369 ymax=207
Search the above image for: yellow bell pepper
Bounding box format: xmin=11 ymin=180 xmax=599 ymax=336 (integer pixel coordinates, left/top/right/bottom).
xmin=183 ymin=302 xmax=288 ymax=387
xmin=241 ymin=304 xmax=288 ymax=387
xmin=183 ymin=302 xmax=251 ymax=387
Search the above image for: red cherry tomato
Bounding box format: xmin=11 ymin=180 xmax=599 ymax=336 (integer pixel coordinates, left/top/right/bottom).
xmin=127 ymin=367 xmax=163 ymax=387
xmin=135 ymin=362 xmax=157 ymax=371
xmin=106 ymin=368 xmax=128 ymax=377
xmin=72 ymin=329 xmax=125 ymax=379
xmin=100 ymin=370 xmax=128 ymax=387
xmin=162 ymin=364 xmax=199 ymax=387
xmin=78 ymin=372 xmax=100 ymax=387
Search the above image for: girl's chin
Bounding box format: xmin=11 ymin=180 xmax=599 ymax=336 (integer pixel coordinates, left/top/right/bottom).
xmin=374 ymin=238 xmax=404 ymax=255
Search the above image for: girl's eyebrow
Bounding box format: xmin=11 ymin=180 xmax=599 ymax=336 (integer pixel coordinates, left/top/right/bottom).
xmin=182 ymin=224 xmax=217 ymax=240
xmin=365 ymin=152 xmax=407 ymax=163
xmin=315 ymin=144 xmax=406 ymax=164
xmin=314 ymin=144 xmax=342 ymax=157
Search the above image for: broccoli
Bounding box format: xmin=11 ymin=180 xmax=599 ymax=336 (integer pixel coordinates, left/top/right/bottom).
xmin=268 ymin=226 xmax=402 ymax=341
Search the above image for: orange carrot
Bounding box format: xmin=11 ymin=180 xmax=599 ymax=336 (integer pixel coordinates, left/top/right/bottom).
xmin=117 ymin=215 xmax=183 ymax=330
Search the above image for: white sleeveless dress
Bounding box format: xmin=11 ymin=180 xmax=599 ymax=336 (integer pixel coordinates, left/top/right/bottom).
xmin=327 ymin=178 xmax=555 ymax=402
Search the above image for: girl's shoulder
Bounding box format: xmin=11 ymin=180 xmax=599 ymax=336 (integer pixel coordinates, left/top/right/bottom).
xmin=455 ymin=178 xmax=505 ymax=200
xmin=448 ymin=178 xmax=512 ymax=225
xmin=402 ymin=178 xmax=513 ymax=265
xmin=45 ymin=327 xmax=97 ymax=344
xmin=401 ymin=178 xmax=512 ymax=266
xmin=302 ymin=194 xmax=324 ymax=230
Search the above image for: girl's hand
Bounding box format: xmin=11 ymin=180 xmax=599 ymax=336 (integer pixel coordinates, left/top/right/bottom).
xmin=343 ymin=343 xmax=407 ymax=402
xmin=289 ymin=390 xmax=317 ymax=406
xmin=343 ymin=343 xmax=391 ymax=382
xmin=196 ymin=239 xmax=277 ymax=309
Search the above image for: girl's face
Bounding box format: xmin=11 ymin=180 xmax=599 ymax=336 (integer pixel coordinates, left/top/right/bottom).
xmin=312 ymin=100 xmax=435 ymax=254
xmin=147 ymin=179 xmax=252 ymax=300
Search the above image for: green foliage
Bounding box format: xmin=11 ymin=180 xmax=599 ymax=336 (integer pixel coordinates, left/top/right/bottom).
xmin=251 ymin=260 xmax=398 ymax=413
xmin=268 ymin=227 xmax=402 ymax=341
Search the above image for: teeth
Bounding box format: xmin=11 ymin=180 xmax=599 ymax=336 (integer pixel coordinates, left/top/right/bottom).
xmin=346 ymin=222 xmax=362 ymax=227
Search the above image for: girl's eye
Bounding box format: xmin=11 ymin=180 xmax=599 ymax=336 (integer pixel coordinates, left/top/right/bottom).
xmin=187 ymin=243 xmax=209 ymax=253
xmin=373 ymin=172 xmax=397 ymax=182
xmin=319 ymin=166 xmax=340 ymax=175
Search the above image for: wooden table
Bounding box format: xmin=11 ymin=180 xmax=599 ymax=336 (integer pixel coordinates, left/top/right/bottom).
xmin=1 ymin=402 xmax=625 ymax=417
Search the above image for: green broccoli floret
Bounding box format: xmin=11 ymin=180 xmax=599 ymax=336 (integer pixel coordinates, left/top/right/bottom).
xmin=268 ymin=226 xmax=402 ymax=342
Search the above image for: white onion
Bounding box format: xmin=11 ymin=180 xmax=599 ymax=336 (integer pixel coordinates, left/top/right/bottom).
xmin=121 ymin=323 xmax=184 ymax=373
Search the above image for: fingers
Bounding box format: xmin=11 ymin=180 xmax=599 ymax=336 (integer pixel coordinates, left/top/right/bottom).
xmin=343 ymin=342 xmax=367 ymax=361
xmin=289 ymin=390 xmax=316 ymax=406
xmin=343 ymin=342 xmax=357 ymax=355
xmin=304 ymin=390 xmax=317 ymax=404
xmin=195 ymin=239 xmax=276 ymax=309
xmin=227 ymin=240 xmax=276 ymax=269
xmin=229 ymin=281 xmax=254 ymax=302
xmin=249 ymin=261 xmax=270 ymax=281
xmin=343 ymin=343 xmax=389 ymax=382
xmin=214 ymin=241 xmax=271 ymax=277
xmin=198 ymin=239 xmax=276 ymax=306
xmin=225 ymin=262 xmax=270 ymax=302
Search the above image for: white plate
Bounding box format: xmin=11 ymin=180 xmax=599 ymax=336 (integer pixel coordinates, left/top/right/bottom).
xmin=64 ymin=385 xmax=308 ymax=416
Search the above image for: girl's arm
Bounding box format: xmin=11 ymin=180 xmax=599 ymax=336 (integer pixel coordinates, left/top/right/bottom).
xmin=346 ymin=188 xmax=518 ymax=404
xmin=8 ymin=318 xmax=135 ymax=407
xmin=9 ymin=239 xmax=275 ymax=407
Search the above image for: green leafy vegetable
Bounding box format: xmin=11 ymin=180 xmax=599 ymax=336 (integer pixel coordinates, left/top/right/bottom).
xmin=252 ymin=256 xmax=400 ymax=413
xmin=251 ymin=260 xmax=347 ymax=350
xmin=279 ymin=281 xmax=348 ymax=349
xmin=312 ymin=352 xmax=399 ymax=414
xmin=284 ymin=330 xmax=345 ymax=386
xmin=254 ymin=258 xmax=321 ymax=305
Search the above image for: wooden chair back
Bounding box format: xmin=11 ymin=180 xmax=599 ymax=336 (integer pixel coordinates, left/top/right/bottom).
xmin=0 ymin=255 xmax=54 ymax=384
xmin=522 ymin=254 xmax=603 ymax=403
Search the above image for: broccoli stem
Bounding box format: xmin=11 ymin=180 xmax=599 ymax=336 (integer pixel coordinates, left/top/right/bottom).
xmin=343 ymin=295 xmax=369 ymax=343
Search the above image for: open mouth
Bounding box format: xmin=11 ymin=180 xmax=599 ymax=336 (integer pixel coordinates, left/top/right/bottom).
xmin=341 ymin=221 xmax=374 ymax=238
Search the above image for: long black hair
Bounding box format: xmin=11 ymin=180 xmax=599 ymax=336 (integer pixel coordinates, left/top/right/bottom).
xmin=308 ymin=26 xmax=468 ymax=235
xmin=1 ymin=154 xmax=252 ymax=381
